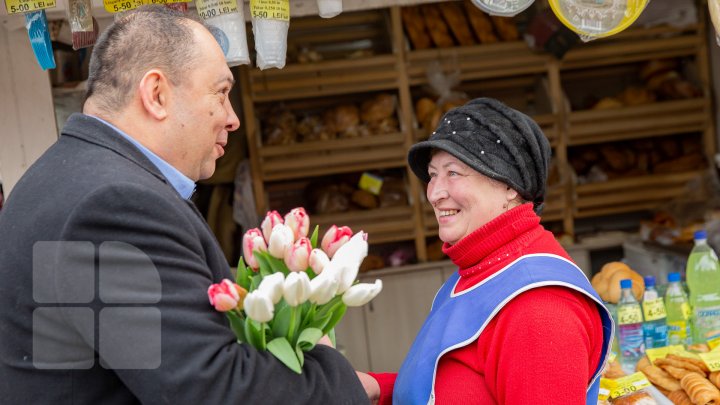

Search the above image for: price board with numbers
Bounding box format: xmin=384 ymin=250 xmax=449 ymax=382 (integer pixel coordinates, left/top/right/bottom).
xmin=196 ymin=0 xmax=238 ymax=20
xmin=645 ymin=345 xmax=686 ymax=363
xmin=5 ymin=0 xmax=55 ymax=14
xmin=642 ymin=298 xmax=667 ymax=321
xmin=609 ymin=372 xmax=651 ymax=399
xmin=618 ymin=305 xmax=642 ymax=325
xmin=103 ymin=0 xmax=143 ymax=13
xmin=250 ymin=0 xmax=289 ymax=21
xmin=699 ymin=351 xmax=720 ymax=371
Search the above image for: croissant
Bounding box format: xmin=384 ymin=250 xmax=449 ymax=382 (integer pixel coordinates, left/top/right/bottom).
xmin=680 ymin=372 xmax=720 ymax=405
xmin=667 ymin=354 xmax=710 ymax=374
xmin=710 ymin=372 xmax=720 ymax=389
xmin=656 ymin=357 xmax=707 ymax=376
xmin=642 ymin=364 xmax=682 ymax=392
xmin=667 ymin=389 xmax=694 ymax=405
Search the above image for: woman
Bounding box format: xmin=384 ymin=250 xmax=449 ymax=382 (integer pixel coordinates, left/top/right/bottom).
xmin=360 ymin=98 xmax=612 ymax=404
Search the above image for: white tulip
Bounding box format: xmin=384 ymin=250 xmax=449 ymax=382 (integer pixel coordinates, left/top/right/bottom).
xmin=308 ymin=271 xmax=339 ymax=305
xmin=309 ymin=249 xmax=330 ymax=275
xmin=283 ymin=271 xmax=311 ymax=306
xmin=257 ymin=272 xmax=285 ymax=304
xmin=268 ymin=224 xmax=294 ymax=259
xmin=342 ymin=279 xmax=383 ymax=307
xmin=326 ymin=231 xmax=368 ymax=294
xmin=243 ymin=290 xmax=274 ymax=323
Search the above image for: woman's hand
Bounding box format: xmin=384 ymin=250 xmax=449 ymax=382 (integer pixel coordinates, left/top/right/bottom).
xmin=356 ymin=371 xmax=380 ymax=405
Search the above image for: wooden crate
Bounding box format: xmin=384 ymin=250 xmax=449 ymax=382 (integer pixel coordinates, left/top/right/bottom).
xmin=313 ymin=206 xmax=417 ymax=245
xmin=574 ymin=171 xmax=703 ymax=218
xmin=542 ymin=184 xmax=566 ymax=222
xmin=568 ymin=98 xmax=709 ymax=146
xmin=422 ymin=202 xmax=437 ymax=236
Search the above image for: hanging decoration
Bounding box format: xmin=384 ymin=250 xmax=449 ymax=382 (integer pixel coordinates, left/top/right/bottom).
xmin=709 ymin=0 xmax=720 ymax=46
xmin=548 ymin=0 xmax=649 ymax=41
xmin=197 ymin=0 xmax=250 ymax=66
xmin=65 ymin=0 xmax=98 ymax=49
xmin=4 ymin=0 xmax=57 ymax=69
xmin=471 ymin=0 xmax=534 ymax=17
xmin=317 ymin=0 xmax=341 ymax=18
xmin=250 ymin=0 xmax=290 ymax=70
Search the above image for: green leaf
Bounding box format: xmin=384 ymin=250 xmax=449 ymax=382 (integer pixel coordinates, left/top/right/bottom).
xmin=296 ymin=327 xmax=323 ymax=352
xmin=266 ymin=255 xmax=289 ymax=276
xmin=328 ymin=328 xmax=336 ymax=347
xmin=322 ymin=303 xmax=347 ymax=335
xmin=304 ymin=267 xmax=317 ymax=279
xmin=250 ymin=274 xmax=262 ymax=291
xmin=254 ymin=252 xmax=273 ymax=277
xmin=245 ymin=318 xmax=266 ymax=351
xmin=226 ymin=311 xmax=247 ymax=343
xmin=307 ymin=312 xmax=333 ymax=331
xmin=267 ymin=337 xmax=302 ymax=374
xmin=272 ymin=305 xmax=292 ymax=338
xmin=235 ymin=257 xmax=252 ymax=290
xmin=315 ymin=295 xmax=343 ymax=318
xmin=296 ymin=345 xmax=305 ymax=368
xmin=310 ymin=225 xmax=319 ymax=249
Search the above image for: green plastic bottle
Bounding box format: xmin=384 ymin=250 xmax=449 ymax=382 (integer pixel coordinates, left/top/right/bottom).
xmin=686 ymin=230 xmax=720 ymax=343
xmin=664 ymin=272 xmax=691 ymax=345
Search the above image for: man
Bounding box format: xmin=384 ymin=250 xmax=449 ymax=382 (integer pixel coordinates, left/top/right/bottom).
xmin=0 ymin=7 xmax=366 ymax=404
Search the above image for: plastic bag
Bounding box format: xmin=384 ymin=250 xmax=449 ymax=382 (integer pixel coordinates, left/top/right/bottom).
xmin=65 ymin=0 xmax=98 ymax=50
xmin=197 ymin=0 xmax=250 ymax=66
xmin=251 ymin=0 xmax=290 ymax=69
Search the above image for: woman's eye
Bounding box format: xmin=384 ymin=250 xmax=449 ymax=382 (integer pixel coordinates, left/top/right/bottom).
xmin=428 ymin=172 xmax=437 ymax=179
xmin=448 ymin=171 xmax=459 ymax=176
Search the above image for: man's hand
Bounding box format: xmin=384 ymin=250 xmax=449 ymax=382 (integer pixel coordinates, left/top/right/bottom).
xmin=317 ymin=334 xmax=334 ymax=348
xmin=356 ymin=371 xmax=380 ymax=405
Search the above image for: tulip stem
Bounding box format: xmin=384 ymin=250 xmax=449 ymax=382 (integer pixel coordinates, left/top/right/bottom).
xmin=301 ymin=304 xmax=317 ymax=330
xmin=287 ymin=306 xmax=298 ymax=346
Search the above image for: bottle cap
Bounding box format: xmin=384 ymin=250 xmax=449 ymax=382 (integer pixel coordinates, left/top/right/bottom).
xmin=620 ymin=279 xmax=632 ymax=289
xmin=695 ymin=230 xmax=707 ymax=240
xmin=668 ymin=272 xmax=681 ymax=282
xmin=644 ymin=275 xmax=655 ymax=287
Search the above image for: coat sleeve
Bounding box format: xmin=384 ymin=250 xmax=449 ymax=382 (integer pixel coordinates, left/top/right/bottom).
xmin=56 ymin=182 xmax=368 ymax=405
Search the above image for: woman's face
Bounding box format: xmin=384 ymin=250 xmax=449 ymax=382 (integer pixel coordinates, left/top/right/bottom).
xmin=427 ymin=151 xmax=515 ymax=245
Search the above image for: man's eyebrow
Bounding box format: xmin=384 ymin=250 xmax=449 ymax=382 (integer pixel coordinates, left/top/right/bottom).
xmin=215 ymin=76 xmax=235 ymax=87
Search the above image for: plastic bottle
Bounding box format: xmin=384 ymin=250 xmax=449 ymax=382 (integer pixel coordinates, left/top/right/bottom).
xmin=665 ymin=272 xmax=691 ymax=345
xmin=641 ymin=275 xmax=668 ymax=348
xmin=617 ymin=279 xmax=645 ymax=369
xmin=686 ymin=230 xmax=720 ymax=343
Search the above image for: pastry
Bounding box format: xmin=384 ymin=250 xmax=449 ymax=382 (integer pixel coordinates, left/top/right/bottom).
xmin=416 ymin=97 xmax=438 ymax=129
xmin=710 ymin=372 xmax=720 ymax=389
xmin=464 ymin=0 xmax=498 ymax=44
xmin=658 ymin=363 xmax=702 ymax=380
xmin=667 ymin=354 xmax=710 ymax=374
xmin=642 ymin=364 xmax=682 ymax=392
xmin=420 ymin=4 xmax=455 ymax=48
xmin=680 ymin=372 xmax=720 ymax=405
xmin=667 ymin=389 xmax=694 ymax=405
xmin=351 ymin=189 xmax=379 ymax=209
xmin=592 ymin=97 xmax=624 ymax=110
xmin=656 ymin=357 xmax=706 ymax=376
xmin=617 ymin=87 xmax=656 ymax=106
xmin=640 ymin=59 xmax=679 ymax=82
xmin=611 ymin=391 xmax=656 ymax=405
xmin=439 ymin=2 xmax=475 ymax=46
xmin=361 ymin=94 xmax=396 ymax=123
xmin=490 ymin=16 xmax=520 ymax=41
xmin=401 ymin=7 xmax=432 ymax=50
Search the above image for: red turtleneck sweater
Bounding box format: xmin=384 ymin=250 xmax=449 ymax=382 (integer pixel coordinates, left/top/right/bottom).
xmin=369 ymin=204 xmax=603 ymax=404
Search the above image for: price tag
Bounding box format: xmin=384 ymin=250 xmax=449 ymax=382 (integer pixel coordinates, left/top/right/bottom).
xmin=358 ymin=172 xmax=384 ymax=196
xmin=598 ymin=378 xmax=613 ymax=401
xmin=196 ymin=0 xmax=238 ymax=20
xmin=708 ymin=336 xmax=720 ymax=351
xmin=5 ymin=0 xmax=55 ymax=14
xmin=143 ymin=0 xmax=189 ymax=4
xmin=609 ymin=372 xmax=651 ymax=399
xmin=618 ymin=305 xmax=642 ymax=325
xmin=645 ymin=345 xmax=685 ymax=363
xmin=699 ymin=351 xmax=720 ymax=371
xmin=642 ymin=298 xmax=667 ymax=321
xmin=250 ymin=0 xmax=289 ymax=21
xmin=103 ymin=0 xmax=143 ymax=13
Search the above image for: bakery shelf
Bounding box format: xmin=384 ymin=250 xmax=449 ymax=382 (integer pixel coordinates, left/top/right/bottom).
xmin=406 ymin=42 xmax=550 ymax=86
xmin=568 ymin=98 xmax=709 ymax=146
xmin=422 ymin=202 xmax=437 ymax=236
xmin=574 ymin=170 xmax=704 ymax=218
xmin=258 ymin=133 xmax=407 ymax=181
xmin=313 ymin=206 xmax=417 ymax=245
xmin=561 ymin=25 xmax=702 ymax=71
xmin=541 ymin=185 xmax=566 ymax=223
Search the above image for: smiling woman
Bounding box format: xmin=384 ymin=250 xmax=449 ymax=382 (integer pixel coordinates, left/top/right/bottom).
xmin=359 ymin=98 xmax=614 ymax=405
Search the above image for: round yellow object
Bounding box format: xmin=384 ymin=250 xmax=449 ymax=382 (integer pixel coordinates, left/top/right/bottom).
xmin=549 ymin=0 xmax=650 ymax=39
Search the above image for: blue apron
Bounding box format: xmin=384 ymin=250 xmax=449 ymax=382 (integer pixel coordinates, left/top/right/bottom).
xmin=393 ymin=254 xmax=614 ymax=405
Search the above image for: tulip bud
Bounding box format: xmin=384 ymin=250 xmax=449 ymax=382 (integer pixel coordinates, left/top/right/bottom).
xmin=208 ymin=279 xmax=247 ymax=312
xmin=243 ymin=290 xmax=275 ymax=323
xmin=283 ymin=271 xmax=311 ymax=306
xmin=268 ymin=224 xmax=294 ymax=259
xmin=309 ymin=249 xmax=330 ymax=275
xmin=242 ymin=228 xmax=267 ymax=270
xmin=284 ymin=207 xmax=310 ymax=240
xmin=309 ymin=270 xmax=338 ymax=305
xmin=342 ymin=279 xmax=382 ymax=307
xmin=327 ymin=231 xmax=368 ymax=294
xmin=284 ymin=237 xmax=312 ymax=272
xmin=257 ymin=272 xmax=285 ymax=304
xmin=321 ymin=225 xmax=353 ymax=258
xmin=261 ymin=210 xmax=284 ymax=244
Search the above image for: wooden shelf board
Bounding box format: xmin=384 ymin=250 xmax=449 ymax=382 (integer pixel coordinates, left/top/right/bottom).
xmin=260 ymin=133 xmax=405 ymax=157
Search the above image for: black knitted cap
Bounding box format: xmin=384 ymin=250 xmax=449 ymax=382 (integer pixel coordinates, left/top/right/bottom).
xmin=408 ymin=98 xmax=551 ymax=214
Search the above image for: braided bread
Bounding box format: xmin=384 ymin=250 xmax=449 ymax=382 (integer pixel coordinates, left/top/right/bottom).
xmin=680 ymin=372 xmax=720 ymax=404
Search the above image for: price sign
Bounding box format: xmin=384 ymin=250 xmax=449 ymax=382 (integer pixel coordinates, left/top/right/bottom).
xmin=708 ymin=336 xmax=720 ymax=351
xmin=250 ymin=0 xmax=289 ymax=21
xmin=196 ymin=0 xmax=237 ymax=20
xmin=103 ymin=0 xmax=143 ymax=13
xmin=642 ymin=298 xmax=667 ymax=321
xmin=359 ymin=172 xmax=384 ymax=196
xmin=699 ymin=351 xmax=720 ymax=371
xmin=143 ymin=0 xmax=188 ymax=5
xmin=598 ymin=378 xmax=613 ymax=401
xmin=5 ymin=0 xmax=55 ymax=14
xmin=618 ymin=305 xmax=642 ymax=325
xmin=609 ymin=372 xmax=651 ymax=399
xmin=645 ymin=345 xmax=685 ymax=363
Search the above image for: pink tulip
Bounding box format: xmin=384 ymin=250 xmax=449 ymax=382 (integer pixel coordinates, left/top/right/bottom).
xmin=309 ymin=249 xmax=330 ymax=274
xmin=242 ymin=228 xmax=267 ymax=270
xmin=261 ymin=210 xmax=284 ymax=244
xmin=284 ymin=207 xmax=310 ymax=240
xmin=284 ymin=237 xmax=312 ymax=272
xmin=208 ymin=279 xmax=247 ymax=312
xmin=321 ymin=225 xmax=353 ymax=258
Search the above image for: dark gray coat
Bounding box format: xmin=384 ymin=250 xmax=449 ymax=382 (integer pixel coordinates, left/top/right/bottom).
xmin=0 ymin=114 xmax=366 ymax=404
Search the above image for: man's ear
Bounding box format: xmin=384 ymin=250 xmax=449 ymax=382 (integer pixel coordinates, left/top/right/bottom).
xmin=138 ymin=69 xmax=170 ymax=120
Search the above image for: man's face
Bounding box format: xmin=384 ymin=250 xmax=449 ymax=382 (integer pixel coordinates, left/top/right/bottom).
xmin=169 ymin=23 xmax=240 ymax=181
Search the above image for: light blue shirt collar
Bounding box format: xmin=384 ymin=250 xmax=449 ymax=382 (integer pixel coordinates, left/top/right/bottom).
xmin=88 ymin=115 xmax=196 ymax=199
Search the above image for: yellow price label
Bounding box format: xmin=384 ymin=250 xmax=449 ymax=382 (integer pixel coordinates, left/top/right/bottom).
xmin=645 ymin=345 xmax=686 ymax=363
xmin=143 ymin=0 xmax=189 ymax=4
xmin=598 ymin=378 xmax=613 ymax=401
xmin=358 ymin=172 xmax=384 ymax=196
xmin=642 ymin=298 xmax=667 ymax=321
xmin=195 ymin=0 xmax=237 ymax=20
xmin=103 ymin=0 xmax=143 ymax=13
xmin=5 ymin=0 xmax=55 ymax=14
xmin=250 ymin=0 xmax=289 ymax=21
xmin=609 ymin=372 xmax=651 ymax=399
xmin=618 ymin=305 xmax=643 ymax=325
xmin=709 ymin=336 xmax=720 ymax=351
xmin=699 ymin=351 xmax=720 ymax=371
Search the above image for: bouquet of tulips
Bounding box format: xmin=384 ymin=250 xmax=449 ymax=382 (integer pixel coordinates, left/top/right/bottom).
xmin=207 ymin=207 xmax=383 ymax=373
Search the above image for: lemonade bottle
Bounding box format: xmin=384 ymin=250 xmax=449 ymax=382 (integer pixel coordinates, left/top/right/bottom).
xmin=686 ymin=230 xmax=720 ymax=343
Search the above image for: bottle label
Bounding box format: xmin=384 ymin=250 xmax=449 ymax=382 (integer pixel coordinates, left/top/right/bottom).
xmin=618 ymin=305 xmax=642 ymax=325
xmin=642 ymin=298 xmax=667 ymax=321
xmin=619 ymin=324 xmax=645 ymax=359
xmin=694 ymin=305 xmax=720 ymax=342
xmin=667 ymin=321 xmax=689 ymax=345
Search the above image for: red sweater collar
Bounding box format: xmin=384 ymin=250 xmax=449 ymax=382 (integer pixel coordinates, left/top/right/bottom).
xmin=442 ymin=203 xmax=542 ymax=278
